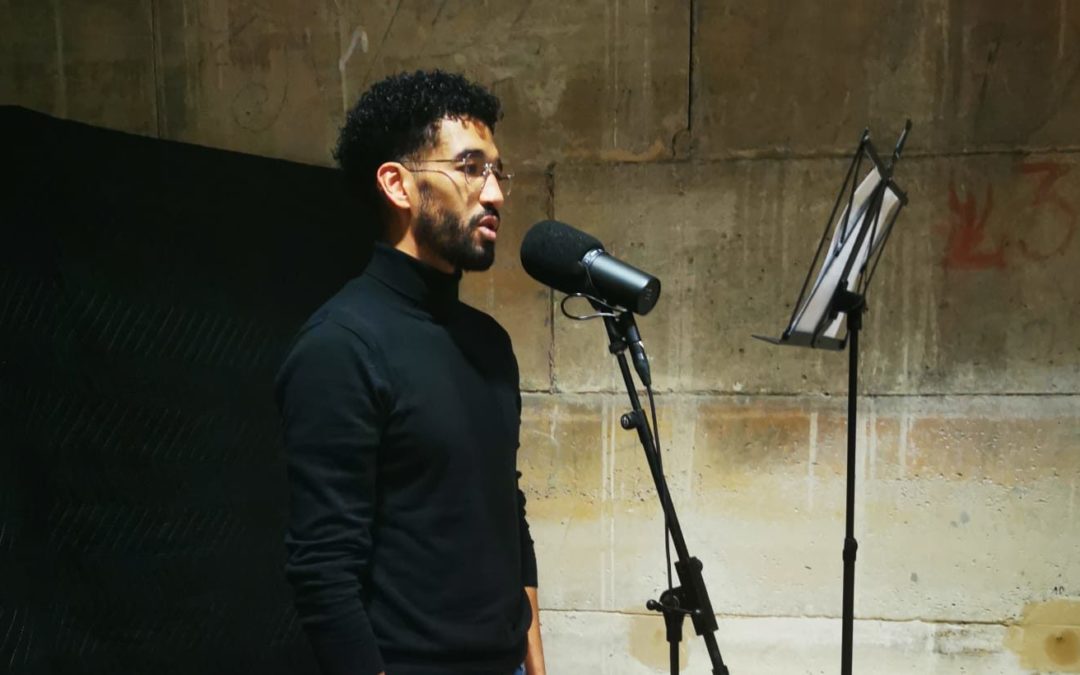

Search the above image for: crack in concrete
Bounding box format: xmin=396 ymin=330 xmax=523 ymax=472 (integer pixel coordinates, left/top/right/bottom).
xmin=686 ymin=0 xmax=698 ymax=156
xmin=523 ymin=388 xmax=1080 ymax=398
xmin=360 ymin=0 xmax=403 ymax=87
xmin=543 ymin=161 xmax=558 ymax=393
xmin=535 ymin=607 xmax=1024 ymax=627
xmin=149 ymin=0 xmax=163 ymax=138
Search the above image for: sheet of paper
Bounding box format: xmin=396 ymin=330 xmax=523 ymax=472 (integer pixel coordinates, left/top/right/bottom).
xmin=789 ymin=168 xmax=901 ymax=339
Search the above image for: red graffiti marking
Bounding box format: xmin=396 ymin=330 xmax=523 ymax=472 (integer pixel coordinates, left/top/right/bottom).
xmin=943 ymin=182 xmax=1005 ymax=270
xmin=1017 ymin=161 xmax=1077 ymax=261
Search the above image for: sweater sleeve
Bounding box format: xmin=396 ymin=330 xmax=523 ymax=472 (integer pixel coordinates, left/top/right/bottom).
xmin=514 ymin=379 xmax=538 ymax=588
xmin=276 ymin=319 xmax=387 ymax=675
xmin=517 ymin=472 xmax=539 ymax=588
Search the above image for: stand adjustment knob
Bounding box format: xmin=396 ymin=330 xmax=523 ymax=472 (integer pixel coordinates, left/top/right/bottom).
xmin=620 ymin=412 xmax=636 ymax=430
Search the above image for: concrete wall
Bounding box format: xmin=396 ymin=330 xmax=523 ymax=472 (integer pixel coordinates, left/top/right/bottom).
xmin=4 ymin=1 xmax=1079 ymax=672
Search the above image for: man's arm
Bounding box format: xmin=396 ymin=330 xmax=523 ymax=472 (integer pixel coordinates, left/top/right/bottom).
xmin=515 ymin=471 xmax=542 ymax=673
xmin=524 ymin=586 xmax=546 ymax=675
xmin=513 ymin=354 xmax=544 ymax=675
xmin=277 ymin=320 xmax=387 ymax=675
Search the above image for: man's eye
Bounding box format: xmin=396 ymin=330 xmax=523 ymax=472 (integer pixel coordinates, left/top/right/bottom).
xmin=461 ymin=160 xmax=486 ymax=177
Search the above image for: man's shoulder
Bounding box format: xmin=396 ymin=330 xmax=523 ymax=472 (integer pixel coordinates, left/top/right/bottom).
xmin=456 ymin=301 xmax=512 ymax=345
xmin=293 ymin=275 xmax=390 ymax=346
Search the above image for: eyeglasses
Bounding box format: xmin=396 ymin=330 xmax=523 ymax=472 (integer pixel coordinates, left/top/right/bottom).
xmin=407 ymin=155 xmax=513 ymax=196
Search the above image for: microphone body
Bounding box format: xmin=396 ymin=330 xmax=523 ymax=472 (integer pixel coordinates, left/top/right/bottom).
xmin=520 ymin=220 xmax=661 ymax=315
xmin=582 ymin=249 xmax=661 ymax=316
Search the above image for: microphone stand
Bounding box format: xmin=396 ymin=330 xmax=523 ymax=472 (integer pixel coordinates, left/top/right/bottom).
xmin=596 ymin=306 xmax=730 ymax=675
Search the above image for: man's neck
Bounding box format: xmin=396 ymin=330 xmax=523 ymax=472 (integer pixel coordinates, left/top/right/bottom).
xmin=384 ymin=231 xmax=455 ymax=274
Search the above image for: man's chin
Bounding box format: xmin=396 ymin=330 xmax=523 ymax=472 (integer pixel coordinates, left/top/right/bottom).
xmin=460 ymin=242 xmax=496 ymax=272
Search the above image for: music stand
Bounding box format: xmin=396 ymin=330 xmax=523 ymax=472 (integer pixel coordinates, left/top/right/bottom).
xmin=754 ymin=121 xmax=911 ymax=675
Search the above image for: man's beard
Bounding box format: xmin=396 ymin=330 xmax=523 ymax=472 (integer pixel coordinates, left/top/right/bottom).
xmin=414 ymin=187 xmax=497 ymax=272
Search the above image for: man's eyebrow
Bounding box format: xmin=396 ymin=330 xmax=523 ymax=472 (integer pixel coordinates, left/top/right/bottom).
xmin=454 ymin=148 xmax=499 ymax=161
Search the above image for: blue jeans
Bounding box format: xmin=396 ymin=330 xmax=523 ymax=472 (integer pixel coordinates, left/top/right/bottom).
xmin=513 ymin=665 xmax=525 ymax=675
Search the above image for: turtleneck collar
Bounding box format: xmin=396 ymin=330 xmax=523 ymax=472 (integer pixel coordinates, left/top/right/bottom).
xmin=365 ymin=242 xmax=461 ymax=313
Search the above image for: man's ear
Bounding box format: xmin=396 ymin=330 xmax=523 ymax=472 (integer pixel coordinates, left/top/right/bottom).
xmin=375 ymin=162 xmax=413 ymax=210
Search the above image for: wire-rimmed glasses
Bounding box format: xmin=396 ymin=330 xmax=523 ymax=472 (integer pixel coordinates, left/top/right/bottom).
xmin=407 ymin=155 xmax=513 ymax=196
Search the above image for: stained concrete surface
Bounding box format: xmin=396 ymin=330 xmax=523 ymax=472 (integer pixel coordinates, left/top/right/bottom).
xmin=3 ymin=1 xmax=1079 ymax=672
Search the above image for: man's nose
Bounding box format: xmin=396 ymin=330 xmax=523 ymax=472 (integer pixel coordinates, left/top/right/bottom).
xmin=479 ymin=172 xmax=505 ymax=209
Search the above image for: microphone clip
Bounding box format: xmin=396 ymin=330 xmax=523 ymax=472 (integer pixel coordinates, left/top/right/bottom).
xmin=560 ymin=293 xmax=619 ymax=321
xmin=562 ymin=294 xmax=653 ymax=388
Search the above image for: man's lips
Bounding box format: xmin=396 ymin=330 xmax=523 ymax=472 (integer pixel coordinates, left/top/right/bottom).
xmin=477 ymin=215 xmax=499 ymax=241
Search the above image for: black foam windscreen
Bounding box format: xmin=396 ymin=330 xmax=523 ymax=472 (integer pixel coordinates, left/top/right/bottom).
xmin=520 ymin=220 xmax=603 ymax=296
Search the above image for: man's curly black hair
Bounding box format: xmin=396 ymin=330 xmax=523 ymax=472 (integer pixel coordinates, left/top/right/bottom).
xmin=333 ymin=69 xmax=502 ymax=229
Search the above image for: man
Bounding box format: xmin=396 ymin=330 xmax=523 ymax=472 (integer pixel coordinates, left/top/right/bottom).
xmin=276 ymin=70 xmax=545 ymax=675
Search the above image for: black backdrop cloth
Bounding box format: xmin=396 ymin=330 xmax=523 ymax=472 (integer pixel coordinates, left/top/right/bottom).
xmin=0 ymin=106 xmax=371 ymax=674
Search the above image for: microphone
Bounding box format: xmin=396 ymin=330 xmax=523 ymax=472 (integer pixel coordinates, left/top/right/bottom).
xmin=520 ymin=219 xmax=658 ymax=386
xmin=519 ymin=220 xmax=661 ymax=315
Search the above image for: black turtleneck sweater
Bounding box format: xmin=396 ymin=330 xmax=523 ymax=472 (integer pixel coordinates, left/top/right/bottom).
xmin=276 ymin=244 xmax=537 ymax=675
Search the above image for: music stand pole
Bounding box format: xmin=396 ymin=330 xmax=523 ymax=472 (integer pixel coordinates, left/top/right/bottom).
xmin=833 ymin=289 xmax=865 ymax=675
